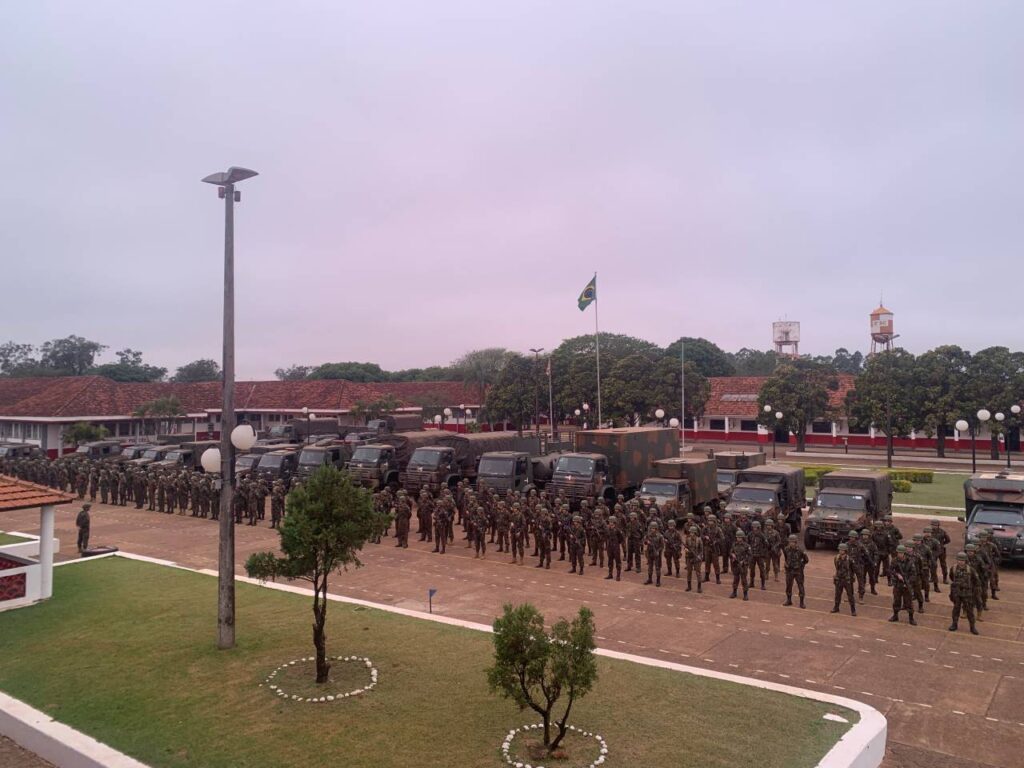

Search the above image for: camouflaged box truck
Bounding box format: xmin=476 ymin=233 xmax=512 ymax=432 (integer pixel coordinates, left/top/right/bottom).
xmin=639 ymin=456 xmax=718 ymax=513
xmin=550 ymin=427 xmax=678 ymax=506
xmin=962 ymin=471 xmax=1024 ymax=563
xmin=804 ymin=470 xmax=891 ymax=550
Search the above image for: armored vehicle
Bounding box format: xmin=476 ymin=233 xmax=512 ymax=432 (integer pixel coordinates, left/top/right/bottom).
xmin=804 ymin=471 xmax=892 ymax=549
xmin=961 ymin=471 xmax=1024 ymax=563
xmin=549 ymin=428 xmax=678 ymax=506
xmin=726 ymin=465 xmax=806 ymax=531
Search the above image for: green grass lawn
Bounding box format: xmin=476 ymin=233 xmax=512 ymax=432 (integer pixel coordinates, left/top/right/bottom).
xmin=0 ymin=532 xmax=29 ymax=546
xmin=890 ymin=471 xmax=967 ymax=511
xmin=0 ymin=558 xmax=854 ymax=768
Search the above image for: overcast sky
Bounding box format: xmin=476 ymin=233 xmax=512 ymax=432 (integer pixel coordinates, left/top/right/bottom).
xmin=2 ymin=2 xmax=1021 ymax=379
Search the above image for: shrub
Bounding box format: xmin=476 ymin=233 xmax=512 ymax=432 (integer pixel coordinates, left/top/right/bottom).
xmin=800 ymin=465 xmax=838 ymax=487
xmin=892 ymin=479 xmax=913 ymax=493
xmin=887 ymin=469 xmax=933 ymax=484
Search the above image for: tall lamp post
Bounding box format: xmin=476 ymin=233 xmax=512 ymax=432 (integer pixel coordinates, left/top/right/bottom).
xmin=956 ymin=408 xmax=991 ymax=473
xmin=764 ymin=405 xmax=784 ymax=460
xmin=529 ymin=347 xmax=545 ymax=438
xmin=1010 ymin=404 xmax=1022 ymax=468
xmin=465 ymin=407 xmax=473 ymax=434
xmin=582 ymin=402 xmax=590 ymax=430
xmin=655 ymin=408 xmax=666 ymax=427
xmin=443 ymin=407 xmax=452 ymax=432
xmin=202 ymin=165 xmax=257 ymax=651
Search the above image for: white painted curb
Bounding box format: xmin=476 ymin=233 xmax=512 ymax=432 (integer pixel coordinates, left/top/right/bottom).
xmin=0 ymin=691 xmax=148 ymax=768
xmin=0 ymin=551 xmax=886 ymax=768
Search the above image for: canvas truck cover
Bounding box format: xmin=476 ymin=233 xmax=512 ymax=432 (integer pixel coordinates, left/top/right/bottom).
xmin=446 ymin=432 xmax=521 ymax=469
xmin=574 ymin=428 xmax=679 ymax=490
xmin=817 ymin=471 xmax=892 ymax=517
xmin=715 ymin=451 xmax=767 ymax=470
xmin=964 ymin=472 xmax=1024 ymax=508
xmin=651 ymin=457 xmax=718 ymax=509
xmin=736 ymin=465 xmax=806 ymax=511
xmin=371 ymin=431 xmax=451 ymax=468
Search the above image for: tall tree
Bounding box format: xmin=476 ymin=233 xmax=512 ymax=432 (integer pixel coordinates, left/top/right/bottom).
xmin=757 ymin=359 xmax=839 ymax=452
xmin=90 ymin=348 xmax=167 ymax=382
xmin=453 ymin=348 xmax=510 ymax=411
xmin=350 ymin=394 xmax=402 ymax=422
xmin=551 ymin=333 xmax=660 ymax=419
xmin=39 ymin=335 xmax=107 ymax=375
xmin=65 ymin=421 xmax=109 ymax=445
xmin=0 ymin=342 xmax=39 ymax=376
xmin=729 ymin=348 xmax=778 ymax=376
xmin=485 ymin=353 xmax=537 ymax=434
xmin=845 ymin=349 xmax=920 ymax=468
xmin=487 ymin=603 xmax=598 ymax=754
xmin=274 ymin=364 xmax=313 ymax=381
xmin=133 ymin=396 xmax=184 ymax=436
xmin=831 ymin=348 xmax=865 ymax=375
xmin=308 ymin=362 xmax=389 ymax=381
xmin=962 ymin=347 xmax=1024 ymax=458
xmin=915 ymin=345 xmax=970 ymax=458
xmin=172 ymin=358 xmax=221 ymax=383
xmin=664 ymin=337 xmax=735 ymax=378
xmin=604 ymin=353 xmax=660 ymax=424
xmin=650 ymin=357 xmax=710 ymax=423
xmin=246 ymin=467 xmax=387 ymax=684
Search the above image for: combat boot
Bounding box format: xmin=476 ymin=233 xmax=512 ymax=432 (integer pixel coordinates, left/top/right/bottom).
xmin=742 ymin=590 xmax=749 ymax=601
xmin=799 ymin=597 xmax=806 ymax=609
xmin=730 ymin=589 xmax=737 ymax=599
xmin=909 ymin=614 xmax=917 ymax=626
xmin=783 ymin=597 xmax=793 ymax=606
xmin=850 ymin=607 xmax=856 ymax=616
xmin=948 ymin=622 xmax=958 ymax=632
xmin=715 ymin=575 xmax=721 ymax=584
xmin=991 ymin=590 xmax=999 ymax=600
xmin=888 ymin=613 xmax=899 ymax=622
xmin=969 ymin=625 xmax=979 ymax=635
xmin=696 ymin=580 xmax=702 ymax=594
xmin=830 ymin=606 xmax=840 ymax=614
xmin=605 ymin=572 xmax=613 ymax=580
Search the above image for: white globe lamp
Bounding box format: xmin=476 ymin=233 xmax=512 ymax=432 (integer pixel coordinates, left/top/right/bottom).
xmin=955 ymin=419 xmax=969 ymax=434
xmin=231 ymin=424 xmax=257 ymax=452
xmin=977 ymin=409 xmax=991 ymax=423
xmin=655 ymin=408 xmax=665 ymax=420
xmin=669 ymin=417 xmax=680 ymax=428
xmin=200 ymin=447 xmax=221 ymax=474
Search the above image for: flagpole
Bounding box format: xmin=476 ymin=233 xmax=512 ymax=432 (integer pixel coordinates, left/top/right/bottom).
xmin=593 ymin=271 xmax=602 ymax=427
xmin=680 ymin=340 xmax=686 ymax=450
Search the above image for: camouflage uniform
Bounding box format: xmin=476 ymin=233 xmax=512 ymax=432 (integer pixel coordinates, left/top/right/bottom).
xmin=831 ymin=544 xmax=856 ymax=616
xmin=75 ymin=504 xmax=91 ymax=553
xmin=948 ymin=551 xmax=979 ymax=635
xmin=730 ymin=531 xmax=751 ymax=600
xmin=764 ymin=519 xmax=782 ymax=582
xmin=568 ymin=517 xmax=587 ymax=575
xmin=782 ymin=535 xmax=808 ymax=608
xmin=605 ymin=518 xmax=624 ymax=581
xmin=889 ymin=546 xmax=917 ymax=624
xmin=394 ymin=493 xmax=412 ymax=548
xmin=747 ymin=520 xmax=769 ymax=590
xmin=644 ymin=521 xmax=664 ymax=587
xmin=683 ymin=528 xmax=703 ymax=592
xmin=931 ymin=520 xmax=951 ymax=583
xmin=625 ymin=513 xmax=643 ymax=573
xmin=664 ymin=519 xmax=682 ymax=577
xmin=978 ymin=530 xmax=1001 ymax=599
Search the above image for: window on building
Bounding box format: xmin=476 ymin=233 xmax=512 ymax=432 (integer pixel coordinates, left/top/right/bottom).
xmin=848 ymin=422 xmax=870 ymax=435
xmin=942 ymin=426 xmax=956 ymax=437
xmin=739 ymin=420 xmax=758 ymax=432
xmin=709 ymin=419 xmax=726 ymax=431
xmin=811 ymin=421 xmax=832 ymax=434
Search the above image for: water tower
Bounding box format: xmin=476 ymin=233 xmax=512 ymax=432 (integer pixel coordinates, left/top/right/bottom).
xmin=772 ymin=321 xmax=800 ymax=357
xmin=869 ymin=304 xmax=897 ymax=353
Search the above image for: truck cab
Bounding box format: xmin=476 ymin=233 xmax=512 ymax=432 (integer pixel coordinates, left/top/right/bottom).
xmin=477 ymin=451 xmax=536 ymax=495
xmin=0 ymin=443 xmax=42 ymax=460
xmin=74 ymin=440 xmax=123 ymax=460
xmin=255 ymin=449 xmax=299 ymax=483
xmin=346 ymin=444 xmax=400 ymax=490
xmin=297 ymin=444 xmax=349 ymax=478
xmin=114 ymin=444 xmax=155 ymax=463
xmin=961 ymin=472 xmax=1024 ymax=563
xmin=638 ymin=478 xmax=691 ymax=510
xmin=716 ymin=470 xmax=737 ymax=499
xmin=400 ymin=446 xmax=459 ymax=495
xmin=549 ymin=452 xmax=613 ymax=504
xmin=235 ymin=453 xmax=261 ymax=479
xmin=804 ymin=471 xmax=892 ymax=549
xmin=129 ymin=445 xmax=176 ymax=467
xmin=725 ymin=483 xmax=781 ymax=517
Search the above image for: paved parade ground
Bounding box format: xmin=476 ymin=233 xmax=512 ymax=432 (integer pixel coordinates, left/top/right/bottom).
xmin=4 ymin=501 xmax=1023 ymax=768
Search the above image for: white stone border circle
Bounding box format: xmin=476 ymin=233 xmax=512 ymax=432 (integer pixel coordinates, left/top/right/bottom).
xmin=501 ymin=723 xmax=608 ymax=768
xmin=260 ymin=655 xmax=378 ymax=703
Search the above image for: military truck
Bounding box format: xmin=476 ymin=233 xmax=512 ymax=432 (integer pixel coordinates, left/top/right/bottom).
xmin=128 ymin=444 xmax=178 ymax=467
xmin=346 ymin=431 xmax=442 ymax=490
xmin=548 ymin=428 xmax=678 ymax=506
xmin=267 ymin=418 xmax=344 ymax=443
xmin=296 ymin=443 xmax=351 ymax=479
xmin=235 ymin=453 xmax=261 ymax=479
xmin=112 ymin=444 xmax=157 ymax=463
xmin=254 ymin=448 xmax=300 ymax=483
xmin=0 ymin=443 xmax=43 ymax=460
xmin=804 ymin=471 xmax=892 ymax=549
xmin=725 ymin=465 xmax=806 ymax=532
xmin=639 ymin=456 xmax=718 ymax=514
xmin=475 ymin=451 xmax=564 ymax=495
xmin=153 ymin=440 xmax=220 ymax=472
xmin=400 ymin=433 xmax=520 ymax=495
xmin=74 ymin=440 xmax=123 ymax=460
xmin=961 ymin=471 xmax=1024 ymax=563
xmin=714 ymin=451 xmax=766 ymax=500
xmin=365 ymin=413 xmax=424 ymax=435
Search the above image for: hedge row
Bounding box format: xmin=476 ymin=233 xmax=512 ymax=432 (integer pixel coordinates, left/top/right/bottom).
xmin=886 ymin=469 xmax=934 ymax=484
xmin=892 ymin=479 xmax=913 ymax=493
xmin=800 ymin=465 xmax=839 ymax=488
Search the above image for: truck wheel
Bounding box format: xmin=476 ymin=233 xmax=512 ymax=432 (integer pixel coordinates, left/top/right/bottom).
xmin=803 ymin=531 xmax=816 ymax=550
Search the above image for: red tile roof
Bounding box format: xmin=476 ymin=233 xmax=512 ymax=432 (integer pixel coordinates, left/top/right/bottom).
xmin=0 ymin=377 xmax=480 ymax=419
xmin=704 ymin=374 xmax=855 ymax=418
xmin=0 ymin=476 xmax=76 ymax=512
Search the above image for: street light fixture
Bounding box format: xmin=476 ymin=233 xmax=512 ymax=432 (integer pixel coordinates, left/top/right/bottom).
xmin=669 ymin=417 xmax=680 ymax=429
xmin=956 ymin=418 xmax=976 ymax=472
xmin=655 ymin=408 xmax=665 ymax=427
xmin=529 ymin=347 xmax=545 ymax=438
xmin=202 ymin=165 xmax=257 ymax=651
xmin=764 ymin=405 xmax=783 ymax=459
xmin=582 ymin=403 xmax=590 ymax=430
xmin=1010 ymin=404 xmax=1023 ymax=469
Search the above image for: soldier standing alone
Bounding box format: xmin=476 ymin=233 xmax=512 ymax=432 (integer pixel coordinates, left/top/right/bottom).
xmin=782 ymin=534 xmax=808 ymax=608
xmin=75 ymin=503 xmax=91 ymax=554
xmin=729 ymin=529 xmax=751 ymax=600
xmin=832 ymin=542 xmax=856 ymax=616
xmin=643 ymin=520 xmax=664 ymax=587
xmin=948 ymin=551 xmax=979 ymax=635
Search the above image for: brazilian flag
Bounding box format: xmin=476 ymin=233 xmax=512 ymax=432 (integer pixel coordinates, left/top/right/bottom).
xmin=577 ymin=275 xmax=596 ymax=311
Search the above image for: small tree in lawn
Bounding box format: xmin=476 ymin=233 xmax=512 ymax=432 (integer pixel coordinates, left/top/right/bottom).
xmin=487 ymin=603 xmax=598 ymax=755
xmin=245 ymin=466 xmax=387 ymax=684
